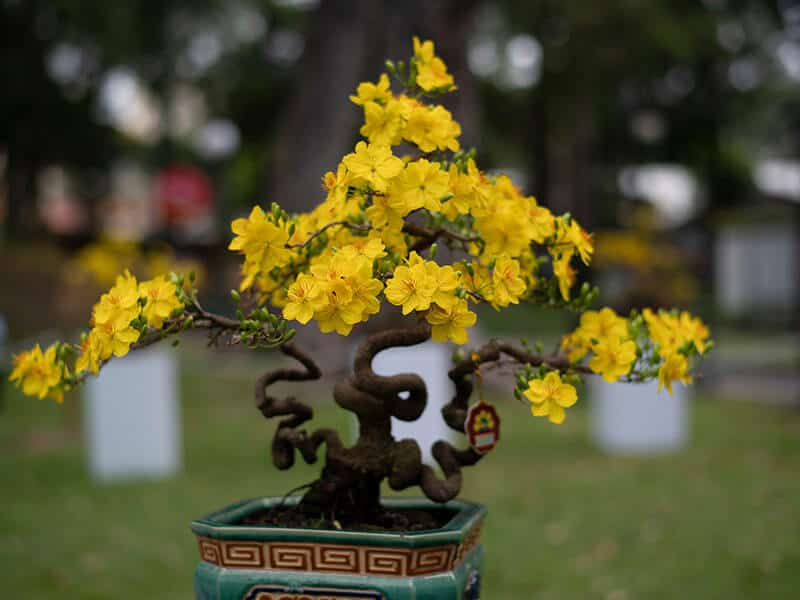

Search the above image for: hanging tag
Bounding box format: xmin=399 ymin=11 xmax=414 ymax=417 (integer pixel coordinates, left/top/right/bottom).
xmin=465 ymin=360 xmax=500 ymax=454
xmin=466 ymin=400 xmax=500 ymax=455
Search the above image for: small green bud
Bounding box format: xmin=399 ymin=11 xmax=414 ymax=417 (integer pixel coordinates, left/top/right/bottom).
xmin=231 ymin=289 xmax=241 ymax=303
xmin=430 ymin=243 xmax=438 ymax=259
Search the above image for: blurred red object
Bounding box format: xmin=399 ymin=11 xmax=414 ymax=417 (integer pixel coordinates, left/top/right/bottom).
xmin=156 ymin=164 xmax=213 ymax=225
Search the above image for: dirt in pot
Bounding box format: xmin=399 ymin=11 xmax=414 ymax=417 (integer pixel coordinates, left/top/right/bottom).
xmin=238 ymin=504 xmax=458 ymax=532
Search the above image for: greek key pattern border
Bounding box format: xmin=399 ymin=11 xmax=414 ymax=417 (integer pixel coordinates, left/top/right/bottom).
xmin=196 ymin=520 xmax=483 ymax=577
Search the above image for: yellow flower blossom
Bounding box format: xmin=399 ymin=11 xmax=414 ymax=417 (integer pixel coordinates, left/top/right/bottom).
xmin=139 ymin=275 xmax=183 ymax=329
xmin=658 ymin=353 xmax=692 ymax=395
xmin=491 ymin=256 xmax=527 ymax=307
xmin=678 ymin=311 xmax=710 ymax=354
xmin=589 ymin=337 xmax=638 ymax=382
xmin=443 ymin=160 xmax=488 ymax=219
xmin=524 ymin=371 xmax=578 ymax=424
xmin=75 ymin=330 xmax=104 ymax=375
xmin=402 ymin=105 xmax=460 ymax=152
xmin=366 ymin=189 xmax=408 ymax=226
xmin=567 ymin=220 xmax=594 ymax=265
xmin=360 ymin=99 xmax=405 ymax=146
xmin=342 ymin=141 xmax=404 ymax=192
xmin=390 ymin=159 xmax=450 ymax=213
xmin=426 ymin=299 xmax=476 ymax=344
xmin=384 ymin=262 xmax=437 ymax=314
xmin=229 ymin=206 xmax=291 ymax=290
xmin=580 ymin=308 xmax=629 ymax=343
xmin=349 ymin=73 xmax=392 ymax=106
xmin=283 ymin=274 xmax=321 ymax=324
xmin=314 ymin=286 xmax=365 ymax=336
xmin=412 ymin=37 xmax=455 ymax=91
xmin=552 ymin=252 xmax=575 ymax=301
xmin=10 ymin=344 xmax=67 ymax=403
xmin=93 ymin=271 xmax=140 ymax=326
xmin=474 ymin=192 xmax=535 ymax=258
xmin=94 ymin=317 xmax=141 ymax=359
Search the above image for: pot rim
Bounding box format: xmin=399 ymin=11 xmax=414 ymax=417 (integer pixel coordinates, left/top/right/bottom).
xmin=190 ymin=496 xmax=486 ymax=548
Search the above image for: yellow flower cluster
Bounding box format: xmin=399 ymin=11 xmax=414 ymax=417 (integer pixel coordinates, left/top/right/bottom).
xmin=9 ymin=344 xmax=69 ymax=403
xmin=413 ymin=36 xmax=455 ymax=92
xmin=282 ymin=244 xmax=385 ymax=336
xmin=560 ymin=307 xmax=637 ymax=382
xmin=383 ymin=251 xmax=476 ymax=344
xmin=560 ymin=306 xmax=710 ymax=394
xmin=10 ymin=269 xmax=186 ymax=402
xmin=228 ymin=206 xmax=292 ymax=291
xmin=524 ymin=371 xmax=578 ymax=424
xmin=227 ymin=38 xmax=598 ymax=331
xmin=643 ymin=308 xmax=710 ymax=394
xmin=76 ymin=271 xmax=183 ymax=375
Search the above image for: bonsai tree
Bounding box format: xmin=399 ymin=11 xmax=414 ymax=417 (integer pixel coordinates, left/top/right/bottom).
xmin=9 ymin=38 xmax=711 ymax=523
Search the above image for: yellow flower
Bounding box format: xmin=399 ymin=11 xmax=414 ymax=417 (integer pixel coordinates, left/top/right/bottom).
xmin=443 ymin=160 xmax=488 ymax=219
xmin=366 ymin=189 xmax=408 ymax=226
xmin=491 ymin=256 xmax=527 ymax=307
xmin=473 ymin=191 xmax=534 ymax=257
xmin=457 ymin=261 xmax=494 ymax=304
xmin=588 ymin=338 xmax=638 ymax=382
xmin=579 ymin=308 xmax=629 ymax=343
xmin=75 ymin=330 xmax=104 ymax=375
xmin=314 ymin=286 xmax=364 ymax=336
xmin=402 ymin=105 xmax=460 ymax=152
xmin=94 ymin=317 xmax=141 ymax=359
xmin=567 ymin=220 xmax=594 ymax=265
xmin=342 ymin=141 xmax=404 ymax=192
xmin=229 ymin=206 xmax=291 ymax=289
xmin=360 ymin=99 xmax=405 ymax=146
xmin=349 ymin=73 xmax=392 ymax=106
xmin=412 ymin=37 xmax=455 ymax=91
xmin=10 ymin=344 xmax=67 ymax=403
xmin=526 ymin=203 xmax=555 ymax=243
xmin=345 ymin=237 xmax=387 ymax=261
xmin=283 ymin=274 xmax=321 ymax=325
xmin=391 ymin=159 xmax=449 ymax=213
xmin=658 ymin=353 xmax=692 ymax=395
xmin=426 ymin=262 xmax=460 ymax=310
xmin=139 ymin=275 xmax=183 ymax=329
xmin=93 ymin=271 xmax=140 ymax=326
xmin=384 ymin=262 xmax=437 ymax=315
xmin=523 ymin=371 xmax=578 ymax=424
xmin=426 ymin=299 xmax=476 ymax=344
xmin=678 ymin=311 xmax=710 ymax=354
xmin=561 ymin=308 xmax=629 ymax=364
xmin=552 ymin=252 xmax=575 ymax=301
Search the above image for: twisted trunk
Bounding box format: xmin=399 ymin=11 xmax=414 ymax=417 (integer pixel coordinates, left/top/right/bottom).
xmin=256 ymin=322 xmax=483 ymax=519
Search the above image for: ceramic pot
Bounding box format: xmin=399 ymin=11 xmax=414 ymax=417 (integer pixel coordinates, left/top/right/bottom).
xmin=191 ymin=496 xmax=486 ymax=600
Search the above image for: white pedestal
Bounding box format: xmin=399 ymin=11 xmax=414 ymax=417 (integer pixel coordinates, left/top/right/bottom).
xmin=83 ymin=346 xmax=181 ymax=482
xmin=371 ymin=341 xmax=455 ymax=465
xmin=715 ymin=223 xmax=799 ymax=317
xmin=589 ymin=378 xmax=688 ymax=454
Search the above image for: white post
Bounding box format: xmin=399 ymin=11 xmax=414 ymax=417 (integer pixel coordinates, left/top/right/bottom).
xmin=371 ymin=341 xmax=454 ymax=465
xmin=589 ymin=378 xmax=688 ymax=454
xmin=83 ymin=346 xmax=181 ymax=481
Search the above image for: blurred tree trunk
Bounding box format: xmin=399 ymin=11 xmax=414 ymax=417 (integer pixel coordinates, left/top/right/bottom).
xmin=266 ymin=0 xmax=480 ymax=212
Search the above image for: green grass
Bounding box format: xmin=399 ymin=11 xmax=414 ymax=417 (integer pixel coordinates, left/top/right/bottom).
xmin=2 ymin=351 xmax=800 ymax=599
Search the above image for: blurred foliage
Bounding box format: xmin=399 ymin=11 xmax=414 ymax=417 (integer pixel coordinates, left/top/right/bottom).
xmin=2 ymin=0 xmax=797 ymax=238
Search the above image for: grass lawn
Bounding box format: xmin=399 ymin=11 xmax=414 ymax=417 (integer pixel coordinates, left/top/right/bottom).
xmin=1 ymin=347 xmax=799 ymax=599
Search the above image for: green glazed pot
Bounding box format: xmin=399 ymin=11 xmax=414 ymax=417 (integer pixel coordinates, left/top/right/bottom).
xmin=191 ymin=496 xmax=486 ymax=600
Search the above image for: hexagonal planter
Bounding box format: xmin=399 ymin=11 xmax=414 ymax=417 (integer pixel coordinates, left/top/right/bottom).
xmin=191 ymin=497 xmax=486 ymax=600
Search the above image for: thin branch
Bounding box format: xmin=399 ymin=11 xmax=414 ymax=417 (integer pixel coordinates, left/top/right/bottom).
xmin=402 ymin=221 xmax=480 ymax=253
xmin=286 ymin=221 xmax=372 ymax=249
